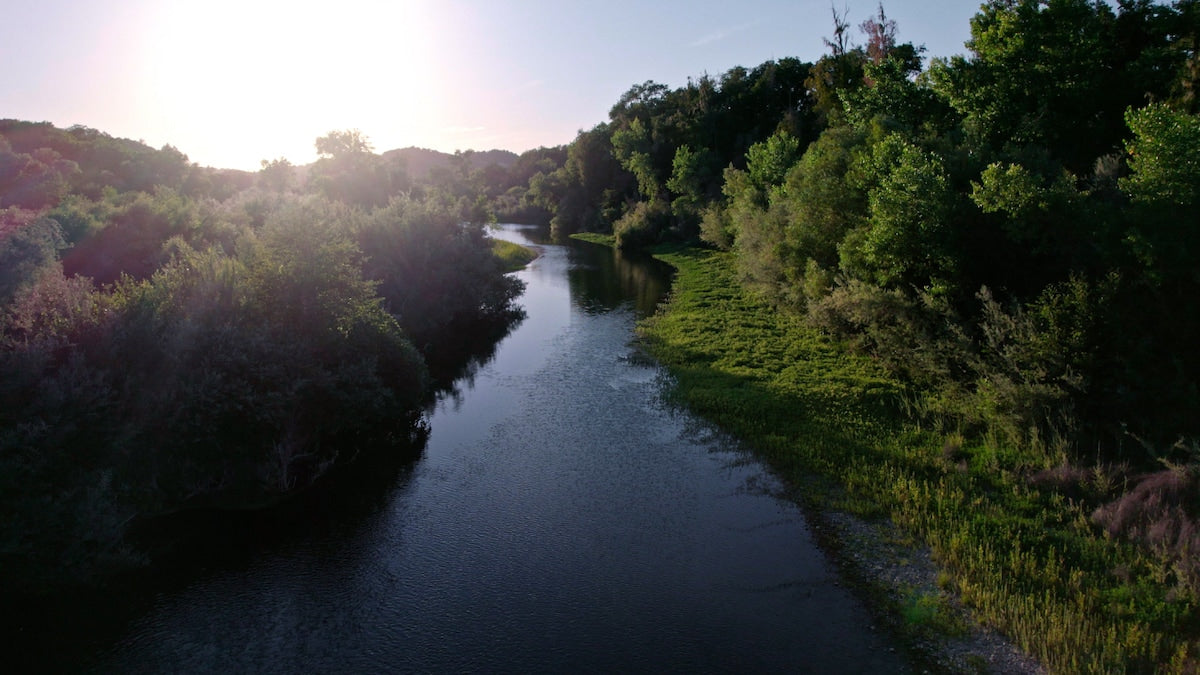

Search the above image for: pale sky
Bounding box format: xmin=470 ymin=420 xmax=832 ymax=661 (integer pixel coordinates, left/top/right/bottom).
xmin=1 ymin=1 xmax=979 ymax=171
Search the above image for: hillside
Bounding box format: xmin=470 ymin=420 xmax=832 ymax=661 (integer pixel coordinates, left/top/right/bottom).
xmin=380 ymin=146 xmax=519 ymax=180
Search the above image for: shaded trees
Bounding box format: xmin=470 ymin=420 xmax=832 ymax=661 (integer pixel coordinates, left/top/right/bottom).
xmin=308 ymin=129 xmax=397 ymax=208
xmin=0 ymin=120 xmax=530 ymax=590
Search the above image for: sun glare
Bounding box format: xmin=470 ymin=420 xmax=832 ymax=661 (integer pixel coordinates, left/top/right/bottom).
xmin=142 ymin=0 xmax=446 ymax=169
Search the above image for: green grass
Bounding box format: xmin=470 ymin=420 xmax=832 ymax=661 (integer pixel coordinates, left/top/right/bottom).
xmin=570 ymin=232 xmax=616 ymax=247
xmin=636 ymin=246 xmax=1199 ymax=673
xmin=491 ymin=239 xmax=539 ymax=272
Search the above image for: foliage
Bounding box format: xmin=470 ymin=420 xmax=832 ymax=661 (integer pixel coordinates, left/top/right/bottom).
xmin=845 ymin=134 xmax=957 ymax=289
xmin=0 ymin=229 xmax=429 ymax=586
xmin=0 ymin=122 xmax=526 ymax=591
xmin=356 ymin=197 xmax=524 ymax=373
xmin=1121 ymin=103 xmax=1200 ymax=207
xmin=0 ymin=217 xmax=65 ymax=305
xmin=308 ymin=129 xmax=397 ymax=207
xmin=258 ymin=157 xmax=294 ymax=193
xmin=613 ymin=198 xmax=672 ymax=250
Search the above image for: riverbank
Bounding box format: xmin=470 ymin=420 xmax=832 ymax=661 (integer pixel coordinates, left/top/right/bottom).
xmin=598 ymin=237 xmax=1196 ymax=673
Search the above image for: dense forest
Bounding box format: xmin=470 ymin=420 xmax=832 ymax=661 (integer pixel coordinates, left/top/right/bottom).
xmin=0 ymin=122 xmax=528 ymax=588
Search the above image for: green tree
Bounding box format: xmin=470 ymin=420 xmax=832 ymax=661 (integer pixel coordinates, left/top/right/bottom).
xmin=1119 ymin=103 xmax=1200 ymax=280
xmin=777 ymin=126 xmax=870 ymax=272
xmin=1121 ymin=102 xmax=1200 ymax=207
xmin=927 ymin=0 xmax=1164 ymax=172
xmin=745 ymin=131 xmax=801 ymax=192
xmin=842 ymin=134 xmax=956 ymax=289
xmin=0 ymin=217 xmax=65 ymax=304
xmin=310 ymin=130 xmax=393 ymax=207
xmin=666 ymin=144 xmax=719 ymax=224
xmin=315 ymin=129 xmax=374 ymax=158
xmin=258 ymin=157 xmax=294 ymax=193
xmin=611 ymin=117 xmax=660 ymax=199
xmin=806 ymin=6 xmax=868 ymax=128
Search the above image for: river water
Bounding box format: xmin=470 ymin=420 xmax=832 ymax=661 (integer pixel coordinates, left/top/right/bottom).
xmin=40 ymin=225 xmax=909 ymax=672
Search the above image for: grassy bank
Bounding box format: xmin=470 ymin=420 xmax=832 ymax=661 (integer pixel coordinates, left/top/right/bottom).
xmin=633 ymin=245 xmax=1196 ymax=673
xmin=491 ymin=239 xmax=539 ymax=272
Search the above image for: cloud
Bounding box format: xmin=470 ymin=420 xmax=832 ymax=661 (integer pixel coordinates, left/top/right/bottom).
xmin=691 ymin=20 xmax=760 ymax=47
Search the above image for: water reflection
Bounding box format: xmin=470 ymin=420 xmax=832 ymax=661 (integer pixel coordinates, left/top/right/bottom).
xmin=569 ymin=243 xmax=673 ymax=318
xmin=489 ymin=222 xmax=674 ymax=319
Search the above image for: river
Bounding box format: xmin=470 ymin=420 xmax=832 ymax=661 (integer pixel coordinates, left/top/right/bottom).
xmin=27 ymin=224 xmax=910 ymax=672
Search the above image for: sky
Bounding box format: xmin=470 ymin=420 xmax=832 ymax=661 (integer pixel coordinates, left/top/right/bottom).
xmin=1 ymin=0 xmax=980 ymax=171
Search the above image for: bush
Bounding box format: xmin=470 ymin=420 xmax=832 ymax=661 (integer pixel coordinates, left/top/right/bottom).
xmin=356 ymin=197 xmax=524 ymax=373
xmin=0 ymin=218 xmax=430 ymax=588
xmin=1093 ymin=462 xmax=1200 ymax=596
xmin=0 ymin=217 xmax=65 ymax=305
xmin=613 ymin=198 xmax=672 ymax=249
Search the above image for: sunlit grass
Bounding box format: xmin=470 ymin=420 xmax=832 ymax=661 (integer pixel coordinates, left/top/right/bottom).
xmin=491 ymin=239 xmax=538 ymax=272
xmin=634 ymin=245 xmax=1199 ymax=673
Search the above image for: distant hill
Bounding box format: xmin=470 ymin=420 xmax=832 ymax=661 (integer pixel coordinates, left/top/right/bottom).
xmin=380 ymin=147 xmax=519 ymax=180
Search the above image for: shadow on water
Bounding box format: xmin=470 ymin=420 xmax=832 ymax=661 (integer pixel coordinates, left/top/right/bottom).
xmin=4 ymin=423 xmax=431 ymax=673
xmin=422 ymin=309 xmax=525 ymax=406
xmin=2 ymin=309 xmax=526 ymax=674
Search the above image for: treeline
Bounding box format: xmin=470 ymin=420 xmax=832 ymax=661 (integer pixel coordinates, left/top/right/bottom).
xmin=499 ymin=0 xmax=1200 ymax=595
xmin=0 ymin=124 xmax=523 ymax=588
xmin=503 ymin=0 xmax=1200 ymax=456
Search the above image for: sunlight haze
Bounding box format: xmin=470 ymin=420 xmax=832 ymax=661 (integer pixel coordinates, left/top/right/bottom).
xmin=2 ymin=0 xmax=977 ymax=170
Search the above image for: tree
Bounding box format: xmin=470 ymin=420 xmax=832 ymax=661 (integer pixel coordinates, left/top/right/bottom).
xmin=928 ymin=0 xmax=1147 ymax=172
xmin=842 ymin=134 xmax=956 ymax=289
xmin=315 ymin=129 xmax=374 ymax=158
xmin=1121 ymin=102 xmax=1200 ymax=207
xmin=309 ymin=130 xmax=392 ymax=207
xmin=744 ymin=131 xmax=801 ymax=192
xmin=776 ymin=126 xmax=869 ymax=272
xmin=806 ymin=7 xmax=868 ymax=128
xmin=860 ymin=3 xmax=898 ymax=64
xmin=667 ymin=145 xmax=718 ymax=207
xmin=611 ymin=117 xmax=660 ymax=199
xmin=1119 ymin=103 xmax=1200 ymax=280
xmin=259 ymin=157 xmax=294 ymax=193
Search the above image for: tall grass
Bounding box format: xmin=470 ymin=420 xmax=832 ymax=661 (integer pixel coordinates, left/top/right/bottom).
xmin=491 ymin=239 xmax=539 ymax=272
xmin=634 ymin=245 xmax=1198 ymax=673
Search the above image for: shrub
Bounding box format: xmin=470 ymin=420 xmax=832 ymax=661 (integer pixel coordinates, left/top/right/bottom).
xmin=0 ymin=216 xmax=65 ymax=305
xmin=356 ymin=197 xmax=524 ymax=373
xmin=1093 ymin=463 xmax=1200 ymax=596
xmin=613 ymin=198 xmax=671 ymax=250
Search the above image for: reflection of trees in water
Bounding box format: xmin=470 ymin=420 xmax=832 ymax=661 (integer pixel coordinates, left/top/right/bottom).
xmin=423 ymin=309 xmax=527 ymax=410
xmin=569 ymin=242 xmax=673 ymax=317
xmin=18 ymin=423 xmax=432 ymax=674
xmin=113 ymin=309 xmax=524 ymax=597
